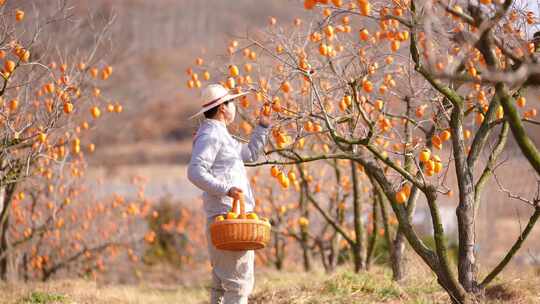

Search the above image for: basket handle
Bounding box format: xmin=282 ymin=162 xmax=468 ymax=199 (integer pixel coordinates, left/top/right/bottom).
xmin=231 ymin=194 xmax=246 ymax=215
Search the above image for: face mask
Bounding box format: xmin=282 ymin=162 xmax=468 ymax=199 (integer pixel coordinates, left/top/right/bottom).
xmin=220 ymin=102 xmax=236 ymax=124
xmin=228 ymin=102 xmax=236 ymax=123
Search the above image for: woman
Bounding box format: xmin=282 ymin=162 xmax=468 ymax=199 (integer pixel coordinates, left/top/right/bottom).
xmin=187 ymin=83 xmax=270 ymax=304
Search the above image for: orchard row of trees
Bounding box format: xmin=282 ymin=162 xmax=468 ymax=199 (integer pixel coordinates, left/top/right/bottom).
xmin=186 ymin=0 xmax=540 ymax=303
xmin=0 ymin=0 xmax=153 ymax=282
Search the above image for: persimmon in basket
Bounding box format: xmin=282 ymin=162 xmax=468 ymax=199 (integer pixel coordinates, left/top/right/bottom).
xmin=210 ymin=196 xmax=271 ymax=251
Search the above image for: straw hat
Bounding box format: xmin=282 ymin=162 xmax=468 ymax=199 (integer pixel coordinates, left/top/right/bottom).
xmin=189 ymin=84 xmax=249 ymax=120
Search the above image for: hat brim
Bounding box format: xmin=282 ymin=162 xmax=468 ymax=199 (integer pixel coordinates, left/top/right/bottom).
xmin=188 ymin=91 xmax=250 ymax=120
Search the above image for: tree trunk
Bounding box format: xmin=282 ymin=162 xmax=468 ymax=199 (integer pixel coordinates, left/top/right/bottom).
xmin=350 ymin=160 xmax=366 ymax=272
xmin=365 ymin=197 xmax=378 ymax=270
xmin=317 ymin=239 xmax=330 ymax=272
xmin=22 ymin=253 xmax=29 ymax=282
xmin=366 ymin=164 xmax=469 ymax=302
xmin=391 ymin=232 xmax=406 ymax=281
xmin=391 ymin=184 xmax=421 ymax=282
xmin=299 ymin=186 xmax=311 ymax=272
xmin=378 ymin=190 xmax=401 ymax=279
xmin=388 ymin=96 xmax=417 ymax=282
xmin=451 ymin=106 xmax=479 ymax=292
xmin=273 ymin=229 xmax=284 ymax=270
xmin=0 ymin=223 xmax=7 ymax=281
xmin=328 ymin=232 xmax=340 ymax=272
xmin=301 ymin=230 xmax=311 ymax=272
xmin=0 ymin=186 xmax=8 ymax=281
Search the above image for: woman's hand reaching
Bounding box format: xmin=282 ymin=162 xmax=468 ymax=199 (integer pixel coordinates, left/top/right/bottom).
xmin=258 ymin=116 xmax=271 ymax=128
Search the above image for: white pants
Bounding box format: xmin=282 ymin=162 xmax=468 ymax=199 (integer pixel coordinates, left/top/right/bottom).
xmin=206 ymin=222 xmax=255 ymax=304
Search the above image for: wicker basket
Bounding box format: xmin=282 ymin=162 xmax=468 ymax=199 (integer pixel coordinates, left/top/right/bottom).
xmin=210 ymin=197 xmax=271 ymax=251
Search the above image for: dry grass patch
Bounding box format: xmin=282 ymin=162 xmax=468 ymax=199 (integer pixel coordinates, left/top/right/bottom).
xmin=2 ymin=267 xmax=540 ymax=304
xmin=1 ymin=279 xmax=208 ymax=304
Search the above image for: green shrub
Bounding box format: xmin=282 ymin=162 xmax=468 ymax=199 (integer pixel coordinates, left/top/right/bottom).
xmin=143 ymin=196 xmax=190 ymax=267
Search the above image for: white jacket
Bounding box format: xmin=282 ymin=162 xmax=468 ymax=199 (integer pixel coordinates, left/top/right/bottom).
xmin=187 ymin=118 xmax=269 ymax=219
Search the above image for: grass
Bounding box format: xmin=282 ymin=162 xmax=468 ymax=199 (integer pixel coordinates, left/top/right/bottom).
xmin=1 ymin=279 xmax=208 ymax=304
xmin=18 ymin=292 xmax=66 ymax=304
xmin=249 ymin=267 xmax=449 ymax=304
xmin=2 ymin=266 xmax=540 ymax=304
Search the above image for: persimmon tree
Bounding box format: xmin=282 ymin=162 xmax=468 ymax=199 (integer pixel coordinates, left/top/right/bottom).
xmin=187 ymin=0 xmax=540 ymax=302
xmin=5 ymin=175 xmax=150 ymax=281
xmin=0 ymin=1 xmax=133 ymax=281
xmin=246 ymin=134 xmax=379 ymax=273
